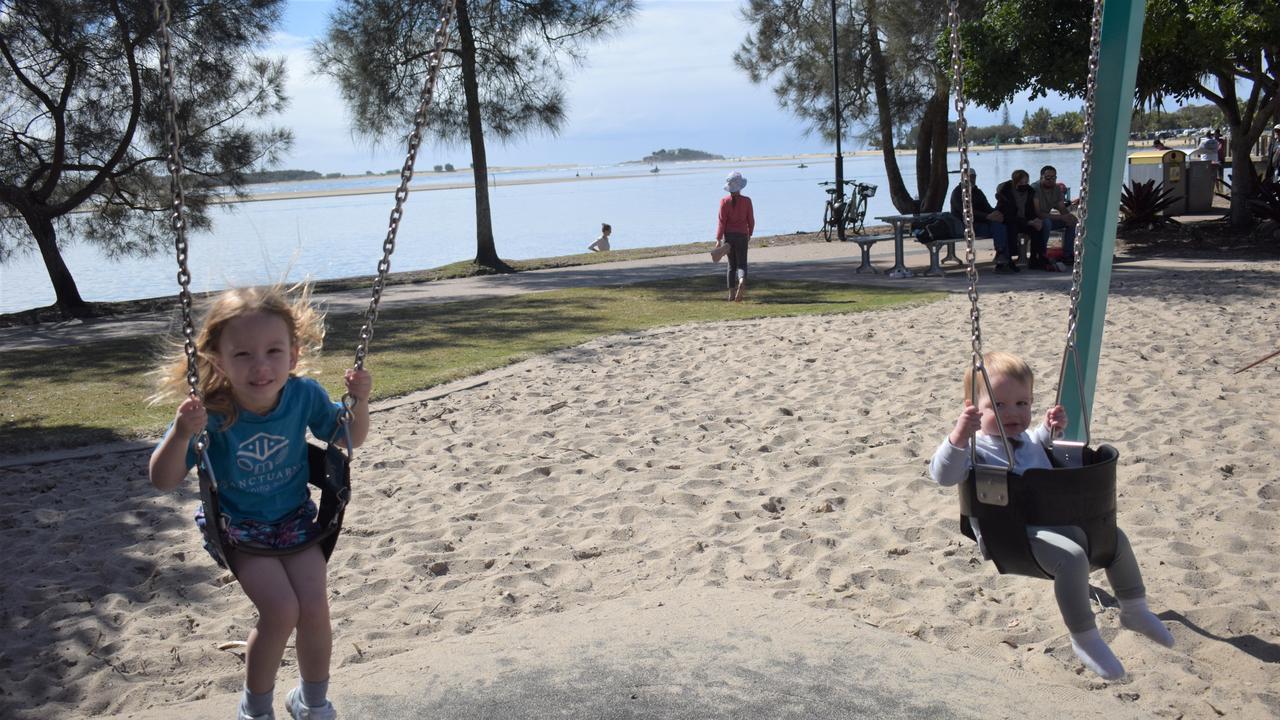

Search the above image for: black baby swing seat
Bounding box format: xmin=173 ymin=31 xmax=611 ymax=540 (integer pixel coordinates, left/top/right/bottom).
xmin=197 ymin=439 xmax=351 ymax=572
xmin=958 ymin=444 xmax=1119 ymax=579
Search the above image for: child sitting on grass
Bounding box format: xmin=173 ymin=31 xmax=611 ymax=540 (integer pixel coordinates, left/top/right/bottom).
xmin=929 ymin=350 xmax=1174 ymax=680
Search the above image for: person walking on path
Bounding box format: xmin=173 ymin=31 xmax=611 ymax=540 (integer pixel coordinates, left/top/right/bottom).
xmin=715 ymin=171 xmax=755 ymax=302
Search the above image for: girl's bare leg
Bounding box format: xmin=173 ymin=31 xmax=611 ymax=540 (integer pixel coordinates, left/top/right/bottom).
xmin=233 ymin=554 xmax=300 ymax=693
xmin=281 ymin=545 xmax=331 ymax=682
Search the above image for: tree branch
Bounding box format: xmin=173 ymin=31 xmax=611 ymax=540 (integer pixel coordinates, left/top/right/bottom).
xmin=52 ymin=0 xmax=146 ymax=215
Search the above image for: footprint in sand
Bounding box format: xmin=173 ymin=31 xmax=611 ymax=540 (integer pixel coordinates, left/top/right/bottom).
xmin=761 ymin=496 xmax=786 ymax=514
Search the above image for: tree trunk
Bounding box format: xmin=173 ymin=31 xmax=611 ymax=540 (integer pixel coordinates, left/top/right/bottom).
xmin=24 ymin=210 xmax=90 ymax=317
xmin=456 ymin=1 xmax=512 ymax=272
xmin=1229 ymin=131 xmax=1255 ymax=228
xmin=865 ymin=2 xmax=918 ymax=214
xmin=915 ymin=88 xmax=951 ymax=213
xmin=915 ymin=97 xmax=936 ymax=204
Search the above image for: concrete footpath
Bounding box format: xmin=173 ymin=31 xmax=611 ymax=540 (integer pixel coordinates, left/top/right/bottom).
xmin=0 ymin=239 xmax=1066 ymax=352
xmin=118 ymin=588 xmax=1150 ymax=720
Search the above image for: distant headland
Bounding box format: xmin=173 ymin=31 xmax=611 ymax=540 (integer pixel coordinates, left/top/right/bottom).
xmin=637 ymin=148 xmax=725 ymax=163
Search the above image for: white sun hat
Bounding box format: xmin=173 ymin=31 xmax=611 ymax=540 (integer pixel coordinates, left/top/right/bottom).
xmin=724 ymin=171 xmax=747 ymax=193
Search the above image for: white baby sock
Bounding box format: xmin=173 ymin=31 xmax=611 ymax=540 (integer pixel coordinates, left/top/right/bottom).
xmin=1119 ymin=596 xmax=1175 ymax=647
xmin=1069 ymin=628 xmax=1125 ymax=680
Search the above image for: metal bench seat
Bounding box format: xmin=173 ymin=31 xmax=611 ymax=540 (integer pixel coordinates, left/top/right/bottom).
xmin=848 ymin=234 xmax=895 ymax=273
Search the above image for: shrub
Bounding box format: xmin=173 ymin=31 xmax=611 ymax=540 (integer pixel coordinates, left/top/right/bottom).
xmin=1248 ymin=179 xmax=1280 ymax=239
xmin=1119 ymin=179 xmax=1181 ymax=229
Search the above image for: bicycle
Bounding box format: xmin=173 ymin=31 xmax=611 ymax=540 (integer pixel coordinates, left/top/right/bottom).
xmin=819 ymin=180 xmax=878 ymax=240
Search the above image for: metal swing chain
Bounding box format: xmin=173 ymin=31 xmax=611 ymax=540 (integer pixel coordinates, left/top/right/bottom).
xmin=342 ymin=0 xmax=458 ymax=420
xmin=948 ymin=0 xmax=1014 ymax=466
xmin=154 ymin=0 xmax=208 ymax=455
xmin=1053 ymin=0 xmax=1105 ymax=443
xmin=946 ymin=0 xmax=980 ymax=366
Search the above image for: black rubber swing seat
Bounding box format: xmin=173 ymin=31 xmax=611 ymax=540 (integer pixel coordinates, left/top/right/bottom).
xmin=197 ymin=441 xmax=351 ymax=573
xmin=958 ymin=444 xmax=1119 ymax=579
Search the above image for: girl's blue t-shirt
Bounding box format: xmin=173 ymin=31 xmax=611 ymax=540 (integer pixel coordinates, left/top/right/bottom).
xmin=182 ymin=376 xmax=342 ymax=524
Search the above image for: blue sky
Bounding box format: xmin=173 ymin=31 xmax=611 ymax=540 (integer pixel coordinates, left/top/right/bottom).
xmin=270 ymin=0 xmax=1078 ymax=174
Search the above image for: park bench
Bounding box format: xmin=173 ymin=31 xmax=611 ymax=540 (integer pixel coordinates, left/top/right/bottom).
xmin=919 ymin=229 xmax=1067 ymax=277
xmin=848 ymin=233 xmax=896 ymax=274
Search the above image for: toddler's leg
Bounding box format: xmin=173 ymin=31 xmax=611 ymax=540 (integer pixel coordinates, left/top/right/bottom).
xmin=1107 ymin=528 xmax=1175 ymax=648
xmin=1030 ymin=527 xmax=1124 ymax=680
xmin=282 ymin=546 xmax=336 ymax=716
xmin=234 ymin=554 xmax=301 ymax=713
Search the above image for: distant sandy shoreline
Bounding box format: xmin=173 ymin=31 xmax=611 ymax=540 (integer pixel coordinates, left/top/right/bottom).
xmin=225 ymin=144 xmax=1132 ymax=205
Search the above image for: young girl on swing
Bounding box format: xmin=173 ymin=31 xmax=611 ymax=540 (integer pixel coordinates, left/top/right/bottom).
xmin=150 ymin=284 xmax=372 ymax=720
xmin=930 ymin=351 xmax=1173 ymax=680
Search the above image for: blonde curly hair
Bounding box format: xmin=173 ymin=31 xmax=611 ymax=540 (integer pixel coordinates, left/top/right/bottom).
xmin=151 ymin=283 xmax=326 ymax=429
xmin=963 ymin=350 xmax=1034 ymax=404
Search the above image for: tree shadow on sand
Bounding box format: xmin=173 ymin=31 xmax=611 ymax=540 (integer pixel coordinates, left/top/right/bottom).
xmin=0 ymin=450 xmax=242 ymax=718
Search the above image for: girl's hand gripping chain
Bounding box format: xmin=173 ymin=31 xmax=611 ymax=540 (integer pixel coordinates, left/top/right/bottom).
xmin=341 ymin=368 xmax=374 ymax=448
xmin=173 ymin=395 xmax=208 ymax=438
xmin=343 ymin=368 xmax=372 ymax=401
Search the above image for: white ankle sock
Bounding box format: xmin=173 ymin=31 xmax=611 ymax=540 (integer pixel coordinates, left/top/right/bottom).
xmin=240 ymin=685 xmax=273 ymax=717
xmin=1069 ymin=628 xmax=1125 ymax=680
xmin=1119 ymin=597 xmax=1175 ymax=648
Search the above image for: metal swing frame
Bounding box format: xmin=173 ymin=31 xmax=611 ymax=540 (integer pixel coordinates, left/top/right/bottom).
xmin=153 ymin=0 xmax=458 ymax=572
xmin=947 ymin=0 xmax=1147 ymax=578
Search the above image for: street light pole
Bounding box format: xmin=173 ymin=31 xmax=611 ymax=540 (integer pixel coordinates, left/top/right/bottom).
xmin=830 ymin=0 xmax=846 ymax=241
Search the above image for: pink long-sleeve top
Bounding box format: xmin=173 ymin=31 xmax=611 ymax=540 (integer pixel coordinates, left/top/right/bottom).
xmin=716 ymin=194 xmax=755 ymax=240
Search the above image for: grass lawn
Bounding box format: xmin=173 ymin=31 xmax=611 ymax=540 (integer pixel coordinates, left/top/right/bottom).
xmin=0 ymin=233 xmax=828 ymax=328
xmin=0 ymin=276 xmax=942 ymax=454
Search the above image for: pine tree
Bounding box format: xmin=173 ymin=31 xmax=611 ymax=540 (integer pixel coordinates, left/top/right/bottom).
xmin=0 ymin=0 xmax=291 ymax=316
xmin=314 ymin=0 xmax=637 ymax=272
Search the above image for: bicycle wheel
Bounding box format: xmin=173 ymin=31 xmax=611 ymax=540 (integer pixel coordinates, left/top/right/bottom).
xmin=851 ymin=196 xmax=867 ymax=234
xmin=822 ymin=201 xmax=835 ymax=241
xmin=839 ymin=200 xmax=855 ymax=236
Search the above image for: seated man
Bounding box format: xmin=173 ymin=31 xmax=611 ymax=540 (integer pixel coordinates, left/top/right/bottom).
xmin=1033 ymin=165 xmax=1077 ymax=271
xmin=949 ymin=168 xmax=1014 ymax=272
xmin=994 ymin=169 xmax=1042 ymax=269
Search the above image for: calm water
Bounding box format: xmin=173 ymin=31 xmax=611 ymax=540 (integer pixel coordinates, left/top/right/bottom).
xmin=0 ymin=148 xmax=1088 ymax=313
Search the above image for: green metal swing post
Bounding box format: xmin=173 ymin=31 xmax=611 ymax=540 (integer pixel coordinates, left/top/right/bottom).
xmin=1060 ymin=0 xmax=1147 ymax=441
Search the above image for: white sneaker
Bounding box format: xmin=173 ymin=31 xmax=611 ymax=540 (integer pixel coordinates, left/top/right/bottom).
xmin=286 ymin=688 xmax=337 ymax=720
xmin=238 ymin=709 xmax=274 ymax=720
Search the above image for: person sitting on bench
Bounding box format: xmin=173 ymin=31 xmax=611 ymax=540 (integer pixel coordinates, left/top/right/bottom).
xmin=995 ymin=169 xmax=1042 ymax=271
xmin=1033 ymin=165 xmax=1077 ymax=271
xmin=950 ymin=169 xmax=1013 ymax=273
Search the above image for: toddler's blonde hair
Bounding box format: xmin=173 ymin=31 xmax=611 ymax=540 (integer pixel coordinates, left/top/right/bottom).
xmin=151 ymin=283 xmax=325 ymax=428
xmin=963 ymin=350 xmax=1034 ymax=404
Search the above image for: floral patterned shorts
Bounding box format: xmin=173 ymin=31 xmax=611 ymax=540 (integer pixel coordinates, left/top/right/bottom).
xmin=194 ymin=499 xmax=318 ymax=567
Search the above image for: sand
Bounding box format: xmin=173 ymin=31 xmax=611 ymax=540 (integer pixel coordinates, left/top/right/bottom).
xmin=1 ymin=258 xmax=1278 ymax=719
